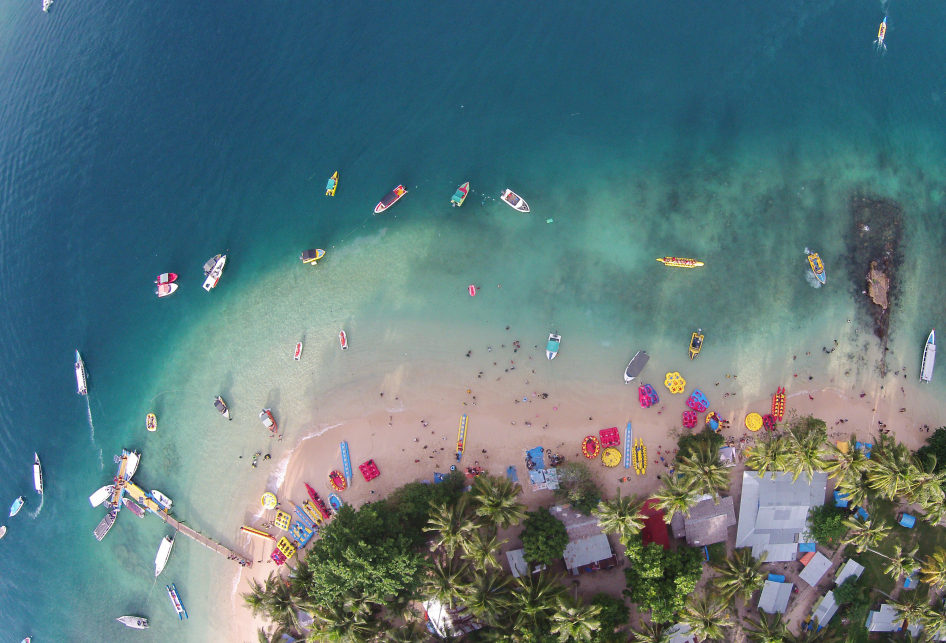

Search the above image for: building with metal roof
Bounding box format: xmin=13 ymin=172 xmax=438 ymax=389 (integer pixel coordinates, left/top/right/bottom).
xmin=810 ymin=591 xmax=838 ymax=629
xmin=665 ymin=623 xmax=698 ymax=643
xmin=866 ymin=604 xmax=903 ymax=632
xmin=758 ymin=579 xmax=794 ymax=614
xmin=835 ymin=559 xmax=865 ymax=587
xmin=734 ymin=471 xmax=827 ymax=561
xmin=670 ymin=495 xmax=736 ymax=547
xmin=550 ymin=505 xmax=616 ymax=575
xmin=799 ymin=552 xmax=833 ymax=587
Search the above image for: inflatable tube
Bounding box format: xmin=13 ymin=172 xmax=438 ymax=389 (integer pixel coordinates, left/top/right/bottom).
xmin=582 ymin=435 xmax=601 ymax=459
xmin=468 ymin=285 xmax=476 ymax=297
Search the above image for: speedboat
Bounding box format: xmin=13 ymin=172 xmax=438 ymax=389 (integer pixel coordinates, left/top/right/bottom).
xmin=294 ymin=342 xmax=303 ymax=361
xmin=339 ymin=330 xmax=348 ymax=350
xmin=921 ymin=329 xmax=936 ymax=383
xmin=155 ymin=535 xmax=174 ymax=577
xmin=9 ymin=496 xmax=25 ymax=517
xmin=688 ymin=330 xmax=704 ymax=360
xmin=451 ymin=182 xmax=470 ymax=207
xmin=150 ymin=490 xmax=172 ymax=511
xmin=117 ymin=616 xmax=149 ymax=629
xmin=546 ymin=333 xmax=561 ymax=360
xmin=155 ymin=273 xmax=178 ymax=284
xmin=146 ymin=413 xmax=157 ymax=432
xmin=656 ymin=257 xmax=704 ymax=268
xmin=89 ymin=485 xmax=113 ymax=507
xmin=500 ymin=189 xmax=529 ymax=212
xmin=94 ymin=509 xmax=118 ymax=541
xmin=123 ymin=497 xmax=145 ymax=518
xmin=202 ymin=254 xmax=227 ymax=291
xmin=807 ymin=252 xmax=826 ymax=284
xmin=326 ymin=171 xmax=338 ymax=196
xmin=623 ymin=350 xmax=650 ymax=384
xmin=260 ymin=409 xmax=277 ymax=434
xmin=203 ymin=254 xmax=222 ymax=275
xmin=75 ymin=350 xmax=88 ymax=395
xmin=214 ymin=395 xmax=231 ymax=420
xmin=374 ymin=185 xmax=407 ymax=214
xmin=156 ymin=283 xmax=178 ymax=297
xmin=301 ymin=249 xmax=325 ymax=265
xmin=167 ymin=584 xmax=188 ymax=620
xmin=33 ymin=453 xmax=43 ymax=495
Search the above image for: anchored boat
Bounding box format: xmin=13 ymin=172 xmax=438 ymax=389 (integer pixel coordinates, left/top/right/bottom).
xmin=624 ymin=350 xmax=650 ymax=384
xmin=688 ymin=330 xmax=704 ymax=360
xmin=500 ymin=189 xmax=529 ymax=212
xmin=339 ymin=330 xmax=348 ymax=350
xmin=156 ymin=283 xmax=178 ymax=298
xmin=123 ymin=498 xmax=145 ymax=518
xmin=146 ymin=413 xmax=157 ymax=432
xmin=75 ymin=350 xmax=88 ymax=395
xmin=155 ymin=273 xmax=178 ymax=284
xmin=155 ymin=535 xmax=174 ymax=577
xmin=260 ymin=409 xmax=277 ymax=434
xmin=451 ymin=182 xmax=470 ymax=207
xmin=921 ymin=329 xmax=936 ymax=383
xmin=294 ymin=342 xmax=303 ymax=361
xmin=807 ymin=251 xmax=826 ymax=284
xmin=214 ymin=396 xmax=231 ymax=420
xmin=656 ymin=257 xmax=704 ymax=268
xmin=301 ymin=248 xmax=325 ymax=265
xmin=117 ymin=616 xmax=149 ymax=630
xmin=33 ymin=453 xmax=43 ymax=495
xmin=89 ymin=485 xmax=113 ymax=507
xmin=326 ymin=171 xmax=338 ymax=196
xmin=94 ymin=509 xmax=118 ymax=541
xmin=9 ymin=496 xmax=25 ymax=517
xmin=374 ymin=185 xmax=407 ymax=214
xmin=167 ymin=584 xmax=188 ymax=620
xmin=546 ymin=333 xmax=561 ymax=360
xmin=202 ymin=254 xmax=227 ymax=291
xmin=150 ymin=489 xmax=173 ymax=511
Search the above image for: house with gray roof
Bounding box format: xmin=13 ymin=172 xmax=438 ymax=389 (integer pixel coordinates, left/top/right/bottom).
xmin=735 ymin=471 xmax=828 ymax=561
xmin=670 ymin=495 xmax=737 ymax=547
xmin=835 ymin=559 xmax=865 ymax=586
xmin=550 ymin=505 xmax=615 ymax=575
xmin=758 ymin=579 xmax=793 ymax=614
xmin=866 ymin=604 xmax=903 ymax=632
xmin=799 ymin=552 xmax=833 ymax=587
xmin=810 ymin=591 xmax=838 ymax=629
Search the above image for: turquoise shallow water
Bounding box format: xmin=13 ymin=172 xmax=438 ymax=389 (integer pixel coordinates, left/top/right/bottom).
xmin=2 ymin=0 xmax=946 ymax=640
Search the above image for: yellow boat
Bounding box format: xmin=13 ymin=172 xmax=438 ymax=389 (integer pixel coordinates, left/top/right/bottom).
xmin=656 ymin=257 xmax=704 ymax=268
xmin=807 ymin=252 xmax=826 ymax=284
xmin=325 ymin=171 xmax=338 ymax=197
xmin=146 ymin=413 xmax=157 ymax=432
xmin=688 ymin=330 xmax=704 ymax=360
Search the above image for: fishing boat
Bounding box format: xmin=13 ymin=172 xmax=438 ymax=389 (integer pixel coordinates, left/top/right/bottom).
xmin=155 ymin=273 xmax=178 ymax=284
xmin=624 ymin=350 xmax=650 ymax=384
xmin=89 ymin=485 xmax=113 ymax=507
xmin=146 ymin=413 xmax=157 ymax=432
xmin=293 ymin=342 xmax=303 ymax=361
xmin=374 ymin=185 xmax=407 ymax=214
xmin=117 ymin=616 xmax=150 ymax=629
xmin=339 ymin=330 xmax=348 ymax=350
xmin=326 ymin=171 xmax=338 ymax=196
xmin=202 ymin=254 xmax=227 ymax=291
xmin=150 ymin=489 xmax=172 ymax=511
xmin=203 ymin=254 xmax=222 ymax=275
xmin=301 ymin=248 xmax=326 ymax=265
xmin=655 ymin=257 xmax=704 ymax=268
xmin=156 ymin=283 xmax=178 ymax=298
xmin=9 ymin=496 xmax=25 ymax=517
xmin=42 ymin=0 xmax=51 ymax=11
xmin=33 ymin=453 xmax=43 ymax=495
xmin=123 ymin=498 xmax=145 ymax=518
xmin=167 ymin=584 xmax=188 ymax=620
xmin=155 ymin=535 xmax=174 ymax=577
xmin=75 ymin=350 xmax=88 ymax=395
xmin=546 ymin=333 xmax=561 ymax=360
xmin=807 ymin=252 xmax=826 ymax=284
xmin=688 ymin=330 xmax=704 ymax=360
xmin=214 ymin=396 xmax=231 ymax=420
xmin=500 ymin=189 xmax=529 ymax=212
xmin=260 ymin=408 xmax=277 ymax=434
xmin=451 ymin=182 xmax=470 ymax=207
xmin=921 ymin=329 xmax=936 ymax=383
xmin=94 ymin=509 xmax=118 ymax=541
xmin=456 ymin=414 xmax=469 ymax=462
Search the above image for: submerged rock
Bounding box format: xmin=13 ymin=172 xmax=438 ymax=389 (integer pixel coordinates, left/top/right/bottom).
xmin=867 ymin=261 xmax=889 ymax=310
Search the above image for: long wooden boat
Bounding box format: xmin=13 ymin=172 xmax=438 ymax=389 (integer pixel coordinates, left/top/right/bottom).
xmin=451 ymin=182 xmax=469 ymax=207
xmin=807 ymin=252 xmax=826 ymax=284
xmin=656 ymin=257 xmax=704 ymax=268
xmin=921 ymin=329 xmax=936 ymax=382
xmin=167 ymin=584 xmax=188 ymax=620
xmin=374 ymin=185 xmax=407 ymax=214
xmin=75 ymin=350 xmax=88 ymax=395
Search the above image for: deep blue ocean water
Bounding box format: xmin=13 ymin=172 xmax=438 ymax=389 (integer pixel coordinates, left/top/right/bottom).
xmin=2 ymin=0 xmax=946 ymax=640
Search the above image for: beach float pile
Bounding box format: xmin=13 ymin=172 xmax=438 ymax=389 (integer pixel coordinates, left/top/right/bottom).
xmin=762 ymin=414 xmax=777 ymax=431
xmin=638 ymin=384 xmax=660 ymax=408
xmin=664 ymin=372 xmax=686 ymax=394
xmin=745 ymin=413 xmax=763 ymax=432
xmin=682 ymin=411 xmax=698 ymax=429
xmin=582 ymin=435 xmax=601 ymax=458
xmin=601 ymin=447 xmax=621 ymax=467
xmin=685 ymin=389 xmax=709 ymax=413
xmin=772 ymin=387 xmax=786 ymax=421
xmin=359 ymin=459 xmax=381 ymax=482
xmin=599 ymin=427 xmax=620 ymax=447
xmin=329 ymin=470 xmax=347 ymax=491
xmin=260 ymin=492 xmax=278 ymax=509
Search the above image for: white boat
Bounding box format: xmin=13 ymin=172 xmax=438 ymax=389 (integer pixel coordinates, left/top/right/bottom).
xmin=89 ymin=485 xmax=113 ymax=507
xmin=214 ymin=395 xmax=231 ymax=420
xmin=33 ymin=453 xmax=43 ymax=495
xmin=156 ymin=283 xmax=178 ymax=297
xmin=0 ymin=525 xmax=6 ymax=540
xmin=94 ymin=509 xmax=118 ymax=541
xmin=500 ymin=189 xmax=530 ymax=212
xmin=124 ymin=450 xmax=141 ymax=479
xmin=123 ymin=498 xmax=145 ymax=518
xmin=624 ymin=350 xmax=650 ymax=384
xmin=75 ymin=350 xmax=88 ymax=395
xmin=150 ymin=489 xmax=172 ymax=511
xmin=202 ymin=254 xmax=227 ymax=291
xmin=117 ymin=616 xmax=149 ymax=629
xmin=546 ymin=333 xmax=561 ymax=360
xmin=155 ymin=535 xmax=174 ymax=577
xmin=294 ymin=342 xmax=303 ymax=361
xmin=9 ymin=496 xmax=24 ymax=517
xmin=167 ymin=583 xmax=188 ymax=620
xmin=921 ymin=329 xmax=936 ymax=382
xmin=42 ymin=0 xmax=52 ymax=11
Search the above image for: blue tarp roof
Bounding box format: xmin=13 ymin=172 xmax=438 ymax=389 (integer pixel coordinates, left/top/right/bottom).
xmin=833 ymin=490 xmax=849 ymax=508
xmin=855 ymin=442 xmax=873 ymax=458
xmin=899 ymin=514 xmax=916 ymax=528
xmin=799 ymin=542 xmax=817 ymax=552
xmin=768 ymin=574 xmax=786 ymax=582
xmin=904 ymin=575 xmax=918 ymax=589
xmin=857 ymin=507 xmax=869 ymax=520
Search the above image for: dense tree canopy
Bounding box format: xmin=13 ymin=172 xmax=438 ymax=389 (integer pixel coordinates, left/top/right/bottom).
xmin=806 ymin=504 xmax=849 ymax=547
xmin=553 ymin=462 xmax=603 ymax=515
xmin=916 ymin=427 xmax=946 ymax=472
xmin=521 ymin=507 xmax=570 ymax=565
xmin=622 ymin=535 xmax=703 ymax=624
xmin=676 ymin=427 xmax=724 ymax=461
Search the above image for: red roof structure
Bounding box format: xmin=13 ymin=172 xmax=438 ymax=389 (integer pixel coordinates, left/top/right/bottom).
xmin=640 ymin=499 xmax=670 ymax=550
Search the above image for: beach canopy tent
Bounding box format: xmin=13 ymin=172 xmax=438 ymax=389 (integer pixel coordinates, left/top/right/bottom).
xmin=866 ymin=604 xmax=904 ymax=632
xmin=423 ymin=599 xmax=481 ymax=638
xmin=799 ymin=552 xmax=833 ymax=587
xmin=833 ymin=490 xmax=849 ymax=508
xmin=810 ymin=591 xmax=839 ymax=629
xmin=835 ymin=559 xmax=865 ymax=587
xmin=670 ymin=495 xmax=736 ymax=547
xmin=758 ymin=579 xmax=793 ymax=614
xmin=900 ymin=514 xmax=917 ymax=528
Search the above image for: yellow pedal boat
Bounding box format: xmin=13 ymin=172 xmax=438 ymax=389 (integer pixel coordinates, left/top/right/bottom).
xmin=326 ymin=171 xmax=338 ymax=196
xmin=689 ymin=330 xmax=704 ymax=360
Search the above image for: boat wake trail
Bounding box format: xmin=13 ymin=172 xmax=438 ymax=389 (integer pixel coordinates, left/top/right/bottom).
xmin=86 ymin=397 xmax=96 ymax=443
xmin=805 ymin=271 xmax=823 ymax=289
xmin=29 ymin=494 xmax=43 ymax=519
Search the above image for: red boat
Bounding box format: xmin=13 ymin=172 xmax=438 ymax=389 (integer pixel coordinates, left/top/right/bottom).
xmin=339 ymin=331 xmax=348 ymax=350
xmin=260 ymin=409 xmax=277 ymax=434
xmin=156 ymin=273 xmax=178 ymax=284
xmin=303 ymin=482 xmax=331 ymax=520
xmin=772 ymin=387 xmax=786 ymax=421
xmin=374 ymin=185 xmax=407 ymax=214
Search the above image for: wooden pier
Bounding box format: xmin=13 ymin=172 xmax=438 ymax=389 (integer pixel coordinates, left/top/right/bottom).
xmin=158 ymin=512 xmax=253 ymax=568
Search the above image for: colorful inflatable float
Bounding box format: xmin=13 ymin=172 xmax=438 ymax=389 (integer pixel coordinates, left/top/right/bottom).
xmin=685 ymin=389 xmax=709 ymax=413
xmin=624 ymin=422 xmax=633 ymax=469
xmin=602 ymin=447 xmax=621 ymax=467
xmin=457 ymin=414 xmax=469 ymax=462
xmin=638 ymin=384 xmax=660 ymax=408
xmin=772 ymin=387 xmax=786 ymax=421
xmin=328 ymin=493 xmax=344 ymax=512
xmin=705 ymin=411 xmax=721 ymax=430
xmin=682 ymin=411 xmax=698 ymax=429
xmin=599 ymin=427 xmax=620 ymax=447
xmin=664 ymin=372 xmax=686 ymax=394
xmin=633 ymin=439 xmax=647 ymax=475
xmin=260 ymin=492 xmax=278 ymax=509
xmin=329 ymin=470 xmax=347 ymax=491
xmin=582 ymin=435 xmax=601 ymax=459
xmin=762 ymin=414 xmax=777 ymax=431
xmin=359 ymin=459 xmax=380 ymax=482
xmin=745 ymin=413 xmax=763 ymax=432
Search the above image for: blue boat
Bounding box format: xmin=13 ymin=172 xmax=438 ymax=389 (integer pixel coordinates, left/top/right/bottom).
xmin=167 ymin=583 xmax=188 ymax=620
xmin=9 ymin=496 xmax=25 ymax=517
xmin=546 ymin=333 xmax=561 ymax=360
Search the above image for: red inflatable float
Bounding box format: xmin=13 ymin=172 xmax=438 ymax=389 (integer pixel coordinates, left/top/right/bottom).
xmin=582 ymin=435 xmax=601 ymax=458
xmin=682 ymin=411 xmax=698 ymax=429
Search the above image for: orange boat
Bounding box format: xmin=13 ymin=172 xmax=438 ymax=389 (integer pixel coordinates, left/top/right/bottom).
xmin=772 ymin=387 xmax=786 ymax=421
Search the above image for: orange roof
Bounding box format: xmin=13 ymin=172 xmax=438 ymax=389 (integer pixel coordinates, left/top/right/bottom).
xmin=800 ymin=551 xmax=815 ymax=565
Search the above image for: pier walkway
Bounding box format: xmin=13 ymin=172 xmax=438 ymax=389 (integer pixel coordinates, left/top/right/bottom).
xmin=158 ymin=512 xmax=253 ymax=568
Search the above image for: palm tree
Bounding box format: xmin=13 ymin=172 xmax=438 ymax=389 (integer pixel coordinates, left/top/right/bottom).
xmin=821 ymin=434 xmax=870 ymax=486
xmin=461 ymin=530 xmax=506 ymax=570
xmin=835 ymin=469 xmax=872 ymax=510
xmin=921 ymin=547 xmax=946 ymax=589
xmin=549 ymin=596 xmax=602 ymax=643
xmin=883 ymin=544 xmax=920 ymax=582
xmin=743 ymin=612 xmax=789 ymax=643
xmin=923 ymin=603 xmax=946 ymax=642
xmin=425 ymin=497 xmax=477 ymax=558
xmin=905 ymin=454 xmax=946 ymax=506
xmin=470 ymin=475 xmax=527 ymax=531
xmin=712 ymin=548 xmax=767 ymax=605
xmin=630 ymin=622 xmax=669 ymax=643
xmin=922 ymin=497 xmax=946 ymax=526
xmin=745 ymin=435 xmax=788 ymax=479
xmin=258 ymin=571 xmax=301 ymax=631
xmin=258 ymin=624 xmax=289 ymax=643
xmin=649 ymin=474 xmax=699 ymax=522
xmin=424 ymin=557 xmax=470 ymax=608
xmin=510 ymin=572 xmax=567 ymax=631
xmin=244 ymin=576 xmax=270 ymax=618
xmin=866 ymin=435 xmax=916 ymax=500
xmin=675 ymin=442 xmax=731 ymax=502
xmin=463 ymin=571 xmax=512 ymax=625
xmin=784 ymin=625 xmax=844 ymax=643
xmin=593 ymin=490 xmax=645 ymax=542
xmin=310 ymin=600 xmax=379 ymax=643
xmin=889 ymin=596 xmax=933 ymax=628
xmin=783 ymin=425 xmax=828 ymax=482
xmin=288 ymin=558 xmax=314 ymax=598
xmin=384 ymin=622 xmax=428 ymax=643
xmin=680 ymin=593 xmax=732 ymax=642
xmin=841 ymin=516 xmax=890 ymax=553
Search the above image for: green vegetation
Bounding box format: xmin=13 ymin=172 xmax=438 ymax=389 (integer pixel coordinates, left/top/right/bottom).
xmin=521 ymin=507 xmax=569 ymax=565
xmin=592 ymin=490 xmax=644 ymax=544
xmin=676 ymin=427 xmax=724 ymax=460
xmin=712 ymin=548 xmax=766 ymax=605
xmin=914 ymin=426 xmax=946 ymax=472
xmin=553 ymin=461 xmax=602 ymax=514
xmin=622 ymin=534 xmax=703 ymax=624
xmin=589 ymin=593 xmax=629 ymax=643
xmin=832 ymin=574 xmax=871 ymax=632
xmin=806 ymin=504 xmax=849 ymax=548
